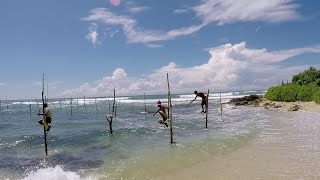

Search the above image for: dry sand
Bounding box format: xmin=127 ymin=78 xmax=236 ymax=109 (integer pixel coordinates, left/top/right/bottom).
xmin=258 ymin=99 xmax=320 ymax=113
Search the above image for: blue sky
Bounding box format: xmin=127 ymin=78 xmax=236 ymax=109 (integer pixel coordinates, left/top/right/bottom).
xmin=0 ymin=0 xmax=320 ymax=99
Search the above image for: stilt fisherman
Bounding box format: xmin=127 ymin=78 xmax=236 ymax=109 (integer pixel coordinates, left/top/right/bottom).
xmin=153 ymin=100 xmax=169 ymax=128
xmin=38 ymin=103 xmax=52 ymax=133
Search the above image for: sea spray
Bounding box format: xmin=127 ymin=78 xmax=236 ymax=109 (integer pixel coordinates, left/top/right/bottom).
xmin=22 ymin=166 xmax=83 ymax=180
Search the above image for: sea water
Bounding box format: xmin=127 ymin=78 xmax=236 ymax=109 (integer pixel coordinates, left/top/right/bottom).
xmin=0 ymin=90 xmax=280 ymax=179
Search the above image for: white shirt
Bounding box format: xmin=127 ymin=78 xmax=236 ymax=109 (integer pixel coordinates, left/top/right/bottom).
xmin=45 ymin=107 xmax=52 ymax=118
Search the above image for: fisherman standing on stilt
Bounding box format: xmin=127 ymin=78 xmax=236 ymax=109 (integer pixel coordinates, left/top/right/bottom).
xmin=38 ymin=103 xmax=52 ymax=133
xmin=189 ymin=91 xmax=208 ymax=113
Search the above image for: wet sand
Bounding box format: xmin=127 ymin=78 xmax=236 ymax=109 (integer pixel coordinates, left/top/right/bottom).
xmin=155 ymin=109 xmax=320 ymax=180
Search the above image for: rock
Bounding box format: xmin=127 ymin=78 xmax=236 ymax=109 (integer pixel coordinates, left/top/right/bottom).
xmin=274 ymin=104 xmax=282 ymax=108
xmin=229 ymin=94 xmax=263 ymax=106
xmin=234 ymin=100 xmax=249 ymax=105
xmin=248 ymin=99 xmax=260 ymax=106
xmin=288 ymin=104 xmax=300 ymax=111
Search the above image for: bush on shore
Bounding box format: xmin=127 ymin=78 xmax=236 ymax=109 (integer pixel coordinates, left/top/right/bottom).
xmin=265 ymin=66 xmax=320 ymax=103
xmin=314 ymin=91 xmax=320 ymax=104
xmin=265 ymin=83 xmax=320 ymax=102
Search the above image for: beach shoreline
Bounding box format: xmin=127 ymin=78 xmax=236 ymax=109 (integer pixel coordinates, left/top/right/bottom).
xmin=258 ymin=98 xmax=320 ymax=113
xmin=154 ymin=105 xmax=320 ymax=180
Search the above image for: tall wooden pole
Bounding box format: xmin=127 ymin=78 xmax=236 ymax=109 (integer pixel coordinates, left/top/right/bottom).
xmin=0 ymin=98 xmax=2 ymax=113
xmin=144 ymin=93 xmax=147 ymax=118
xmin=205 ymin=89 xmax=209 ymax=129
xmin=41 ymin=73 xmax=48 ymax=156
xmin=108 ymin=98 xmax=111 ymax=111
xmin=115 ymin=103 xmax=117 ymax=117
xmin=131 ymin=101 xmax=134 ymax=113
xmin=106 ymin=90 xmax=116 ymax=134
xmin=6 ymin=96 xmax=8 ymax=109
xmin=95 ymin=98 xmax=98 ymax=116
xmin=220 ymin=92 xmax=223 ymax=116
xmin=28 ymin=100 xmax=32 ymax=117
xmin=84 ymin=96 xmax=87 ymax=111
xmin=167 ymin=73 xmax=173 ymax=144
xmin=70 ymin=97 xmax=73 ymax=118
xmin=111 ymin=89 xmax=116 ymax=134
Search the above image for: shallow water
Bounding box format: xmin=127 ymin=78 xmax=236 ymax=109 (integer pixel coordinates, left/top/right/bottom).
xmin=0 ymin=91 xmax=278 ymax=180
xmin=154 ymin=109 xmax=320 ymax=180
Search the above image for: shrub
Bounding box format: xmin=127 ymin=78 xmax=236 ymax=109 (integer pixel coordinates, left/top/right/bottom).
xmin=313 ymin=90 xmax=320 ymax=104
xmin=265 ymin=83 xmax=317 ymax=102
xmin=292 ymin=66 xmax=320 ymax=87
xmin=266 ymin=67 xmax=320 ymax=102
xmin=296 ymin=85 xmax=318 ymax=101
xmin=264 ymin=86 xmax=281 ymax=101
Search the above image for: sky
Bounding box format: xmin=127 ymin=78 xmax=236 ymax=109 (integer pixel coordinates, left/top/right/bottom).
xmin=0 ymin=0 xmax=320 ymax=100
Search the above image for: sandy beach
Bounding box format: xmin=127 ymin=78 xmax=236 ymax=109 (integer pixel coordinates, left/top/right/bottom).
xmin=154 ymin=101 xmax=320 ymax=180
xmin=259 ymin=99 xmax=320 ymax=113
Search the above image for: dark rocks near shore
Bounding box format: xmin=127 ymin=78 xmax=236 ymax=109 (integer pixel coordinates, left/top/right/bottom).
xmin=229 ymin=94 xmax=263 ymax=106
xmin=263 ymin=102 xmax=282 ymax=109
xmin=229 ymin=94 xmax=303 ymax=112
xmin=288 ymin=104 xmax=301 ymax=111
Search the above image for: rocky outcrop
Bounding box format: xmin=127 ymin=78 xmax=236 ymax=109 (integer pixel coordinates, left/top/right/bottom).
xmin=230 ymin=95 xmax=304 ymax=112
xmin=229 ymin=95 xmax=263 ymax=106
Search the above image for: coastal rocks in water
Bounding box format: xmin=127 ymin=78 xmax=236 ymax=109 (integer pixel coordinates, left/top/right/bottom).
xmin=288 ymin=104 xmax=300 ymax=111
xmin=229 ymin=94 xmax=262 ymax=106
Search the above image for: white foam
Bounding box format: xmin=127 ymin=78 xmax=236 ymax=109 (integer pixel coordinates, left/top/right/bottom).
xmin=21 ymin=166 xmax=93 ymax=180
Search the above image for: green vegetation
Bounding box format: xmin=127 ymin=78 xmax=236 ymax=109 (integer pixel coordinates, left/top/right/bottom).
xmin=292 ymin=67 xmax=320 ymax=86
xmin=265 ymin=67 xmax=320 ymax=103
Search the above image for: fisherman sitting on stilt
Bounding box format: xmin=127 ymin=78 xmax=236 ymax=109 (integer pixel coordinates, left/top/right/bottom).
xmin=153 ymin=100 xmax=169 ymax=128
xmin=38 ymin=103 xmax=52 ymax=133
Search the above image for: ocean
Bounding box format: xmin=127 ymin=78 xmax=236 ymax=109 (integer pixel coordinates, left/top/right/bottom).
xmin=0 ymin=90 xmax=299 ymax=180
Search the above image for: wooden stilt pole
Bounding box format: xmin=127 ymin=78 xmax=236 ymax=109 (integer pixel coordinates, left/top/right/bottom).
xmin=70 ymin=97 xmax=73 ymax=118
xmin=106 ymin=89 xmax=116 ymax=134
xmin=0 ymin=98 xmax=2 ymax=113
xmin=28 ymin=100 xmax=32 ymax=117
xmin=115 ymin=103 xmax=117 ymax=117
xmin=95 ymin=98 xmax=98 ymax=116
xmin=41 ymin=73 xmax=48 ymax=156
xmin=6 ymin=96 xmax=8 ymax=109
xmin=131 ymin=101 xmax=134 ymax=113
xmin=59 ymin=99 xmax=62 ymax=109
xmin=205 ymin=89 xmax=209 ymax=129
xmin=144 ymin=93 xmax=147 ymax=118
xmin=220 ymin=92 xmax=223 ymax=116
xmin=84 ymin=96 xmax=87 ymax=111
xmin=167 ymin=73 xmax=173 ymax=144
xmin=108 ymin=98 xmax=111 ymax=111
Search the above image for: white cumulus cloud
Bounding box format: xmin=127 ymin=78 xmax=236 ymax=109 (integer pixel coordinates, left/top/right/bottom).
xmin=61 ymin=42 xmax=320 ymax=97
